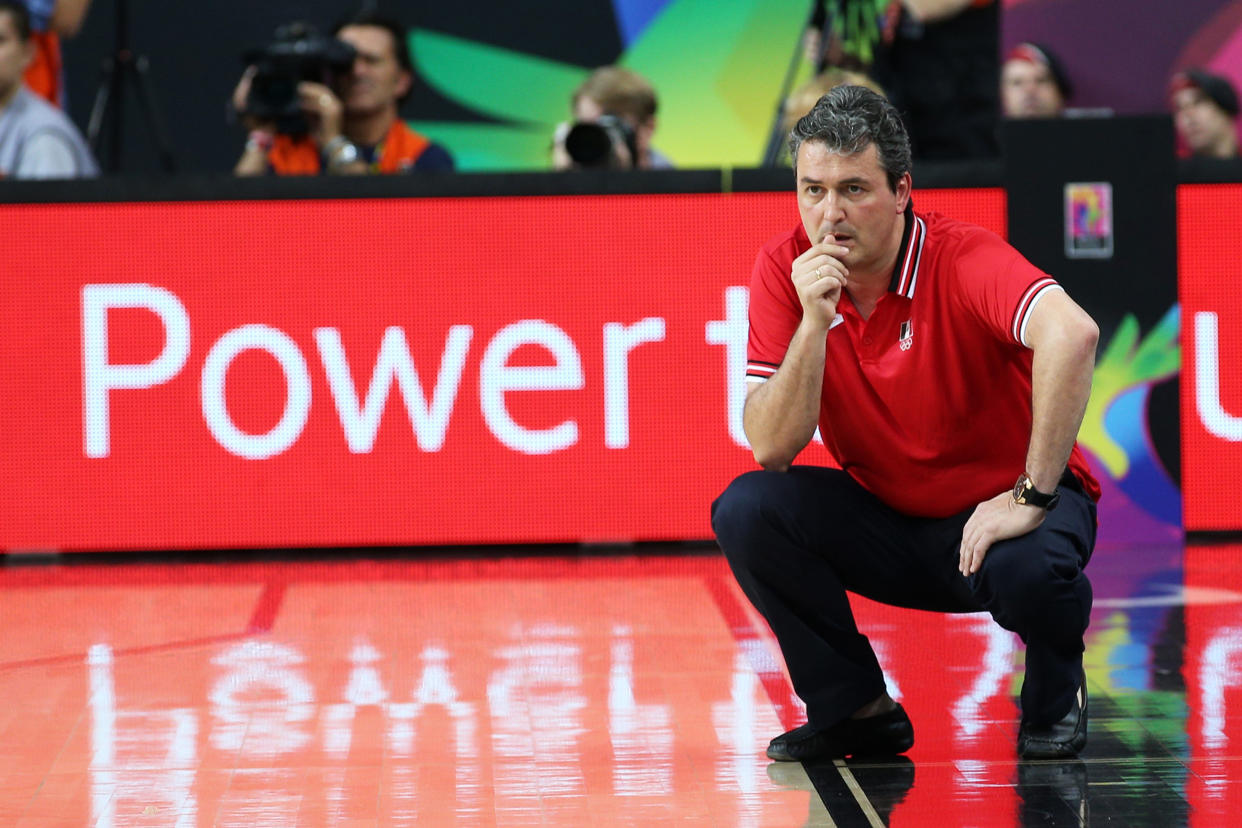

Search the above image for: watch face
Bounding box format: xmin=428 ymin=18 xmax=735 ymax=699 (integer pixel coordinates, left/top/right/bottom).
xmin=1012 ymin=473 xmax=1058 ymax=509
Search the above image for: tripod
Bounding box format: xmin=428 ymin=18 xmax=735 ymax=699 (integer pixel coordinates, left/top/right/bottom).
xmin=86 ymin=0 xmax=176 ymax=172
xmin=760 ymin=1 xmax=821 ymax=167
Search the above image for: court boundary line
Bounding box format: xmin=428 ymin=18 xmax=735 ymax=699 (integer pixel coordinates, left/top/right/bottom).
xmin=703 ymin=572 xmax=884 ymax=824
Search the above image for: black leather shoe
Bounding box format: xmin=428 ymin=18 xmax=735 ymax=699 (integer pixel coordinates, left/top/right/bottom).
xmin=1017 ymin=674 xmax=1088 ymax=759
xmin=766 ymin=704 xmax=914 ymax=762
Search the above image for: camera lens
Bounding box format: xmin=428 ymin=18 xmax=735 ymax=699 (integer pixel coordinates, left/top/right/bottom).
xmin=564 ymin=122 xmax=616 ymax=168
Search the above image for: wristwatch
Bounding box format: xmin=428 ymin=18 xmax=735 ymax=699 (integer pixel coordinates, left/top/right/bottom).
xmin=1013 ymin=472 xmax=1060 ymax=510
xmin=324 ymin=136 xmax=359 ymax=169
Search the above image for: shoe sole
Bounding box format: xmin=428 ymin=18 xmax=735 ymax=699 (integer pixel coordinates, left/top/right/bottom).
xmin=766 ymin=731 xmax=914 ymax=762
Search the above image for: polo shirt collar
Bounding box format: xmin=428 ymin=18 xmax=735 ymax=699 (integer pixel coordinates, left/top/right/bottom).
xmin=886 ymin=202 xmax=926 ymax=300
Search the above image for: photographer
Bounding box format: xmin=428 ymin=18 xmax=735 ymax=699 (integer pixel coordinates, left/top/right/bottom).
xmin=233 ymin=13 xmax=452 ymax=176
xmin=551 ymin=66 xmax=673 ymax=170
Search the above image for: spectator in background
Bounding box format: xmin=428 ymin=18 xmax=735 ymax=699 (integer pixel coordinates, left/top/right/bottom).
xmin=805 ymin=0 xmax=999 ymax=161
xmin=1001 ymin=42 xmax=1070 ymax=119
xmin=776 ymin=68 xmax=883 ymax=165
xmin=551 ymin=66 xmax=673 ymax=170
xmin=0 ymin=0 xmax=97 ymax=178
xmin=21 ymin=0 xmax=91 ymax=108
xmin=234 ymin=13 xmax=453 ymax=176
xmin=783 ymin=68 xmax=883 ymax=134
xmin=1170 ymin=68 xmax=1239 ymax=159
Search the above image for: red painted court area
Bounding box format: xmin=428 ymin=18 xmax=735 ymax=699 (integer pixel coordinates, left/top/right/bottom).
xmin=0 ymin=547 xmax=1237 ymax=826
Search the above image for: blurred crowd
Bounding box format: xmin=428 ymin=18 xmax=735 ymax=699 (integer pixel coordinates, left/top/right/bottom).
xmin=1 ymin=0 xmax=1239 ymax=181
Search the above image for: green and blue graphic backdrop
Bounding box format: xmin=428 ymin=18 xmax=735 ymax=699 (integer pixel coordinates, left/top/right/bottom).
xmin=407 ymin=0 xmax=812 ymax=170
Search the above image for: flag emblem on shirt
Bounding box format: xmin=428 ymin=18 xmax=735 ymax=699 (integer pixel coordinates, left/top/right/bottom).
xmin=899 ymin=320 xmax=913 ymax=351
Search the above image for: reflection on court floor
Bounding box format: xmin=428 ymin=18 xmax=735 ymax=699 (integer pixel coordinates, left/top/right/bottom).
xmin=1 ymin=544 xmax=1239 ymax=826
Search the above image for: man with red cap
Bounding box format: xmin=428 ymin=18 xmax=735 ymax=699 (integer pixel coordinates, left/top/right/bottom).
xmin=1170 ymin=68 xmax=1240 ymax=159
xmin=1001 ymin=42 xmax=1072 ymax=119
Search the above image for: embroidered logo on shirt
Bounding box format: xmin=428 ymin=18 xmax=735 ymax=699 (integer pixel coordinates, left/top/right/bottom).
xmin=898 ymin=320 xmax=914 ymax=351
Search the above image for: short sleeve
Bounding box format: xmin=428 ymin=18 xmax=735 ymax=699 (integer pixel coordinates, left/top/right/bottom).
xmin=745 ymin=242 xmax=802 ymax=382
xmin=14 ymin=130 xmax=81 ymax=178
xmin=949 ymin=227 xmax=1064 ymax=348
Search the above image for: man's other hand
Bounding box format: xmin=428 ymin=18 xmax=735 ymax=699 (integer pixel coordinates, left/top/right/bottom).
xmin=298 ymin=82 xmax=345 ymax=146
xmin=958 ymin=491 xmax=1045 ymax=576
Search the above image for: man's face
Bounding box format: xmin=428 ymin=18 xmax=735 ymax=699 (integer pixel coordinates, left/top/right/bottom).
xmin=795 ymin=140 xmax=910 ymax=273
xmin=1001 ymin=59 xmax=1063 ymax=118
xmin=0 ymin=11 xmax=31 ymax=102
xmin=1173 ymin=87 xmax=1235 ymax=155
xmin=335 ymin=25 xmax=411 ymax=116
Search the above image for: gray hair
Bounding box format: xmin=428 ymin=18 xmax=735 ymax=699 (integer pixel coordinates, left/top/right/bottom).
xmin=788 ymin=85 xmax=912 ymax=192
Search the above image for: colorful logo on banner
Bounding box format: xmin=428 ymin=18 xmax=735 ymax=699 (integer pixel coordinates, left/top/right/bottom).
xmin=405 ymin=0 xmax=810 ymax=170
xmin=1079 ymin=305 xmax=1182 ymax=541
xmin=1064 ymin=182 xmax=1114 ymax=259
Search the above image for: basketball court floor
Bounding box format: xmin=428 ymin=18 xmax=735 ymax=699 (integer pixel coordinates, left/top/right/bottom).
xmin=1 ymin=539 xmax=1237 ymax=826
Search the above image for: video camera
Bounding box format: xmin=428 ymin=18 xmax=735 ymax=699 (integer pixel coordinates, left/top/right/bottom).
xmin=242 ymin=22 xmax=356 ymax=136
xmin=561 ymin=114 xmax=638 ymax=169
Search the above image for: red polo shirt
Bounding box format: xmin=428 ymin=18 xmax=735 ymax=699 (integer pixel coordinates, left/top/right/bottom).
xmin=745 ymin=206 xmax=1100 ymax=518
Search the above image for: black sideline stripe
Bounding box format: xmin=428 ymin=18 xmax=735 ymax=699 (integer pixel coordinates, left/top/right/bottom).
xmin=801 ymin=758 xmax=876 ymax=827
xmin=802 ymin=756 xmax=918 ymax=826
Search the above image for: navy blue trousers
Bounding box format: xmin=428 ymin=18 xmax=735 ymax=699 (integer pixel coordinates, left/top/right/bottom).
xmin=711 ymin=466 xmax=1096 ymax=730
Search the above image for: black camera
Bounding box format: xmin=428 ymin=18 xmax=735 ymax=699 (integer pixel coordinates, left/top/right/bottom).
xmin=242 ymin=22 xmax=356 ymax=136
xmin=562 ymin=115 xmax=638 ymax=169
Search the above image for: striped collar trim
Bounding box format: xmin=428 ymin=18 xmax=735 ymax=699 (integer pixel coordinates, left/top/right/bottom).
xmin=887 ymin=204 xmax=926 ymax=300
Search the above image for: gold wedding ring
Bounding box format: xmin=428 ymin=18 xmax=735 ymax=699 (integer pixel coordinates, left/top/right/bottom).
xmin=815 ymin=266 xmax=824 ymax=279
